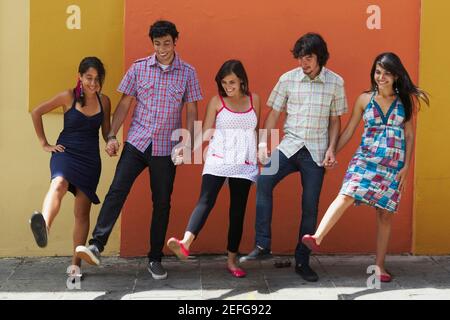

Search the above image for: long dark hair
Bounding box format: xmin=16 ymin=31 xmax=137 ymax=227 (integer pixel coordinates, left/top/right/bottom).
xmin=74 ymin=57 xmax=106 ymax=106
xmin=368 ymin=52 xmax=429 ymax=122
xmin=215 ymin=60 xmax=250 ymax=97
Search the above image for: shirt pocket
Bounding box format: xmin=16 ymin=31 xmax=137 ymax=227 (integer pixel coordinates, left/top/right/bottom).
xmin=136 ymin=80 xmax=154 ymax=104
xmin=168 ymin=83 xmax=185 ymax=107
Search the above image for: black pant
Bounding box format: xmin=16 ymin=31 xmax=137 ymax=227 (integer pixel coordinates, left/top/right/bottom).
xmin=186 ymin=174 xmax=252 ymax=253
xmin=89 ymin=142 xmax=176 ymax=262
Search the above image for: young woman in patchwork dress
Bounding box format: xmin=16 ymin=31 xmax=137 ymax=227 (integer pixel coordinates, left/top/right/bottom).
xmin=302 ymin=52 xmax=429 ymax=282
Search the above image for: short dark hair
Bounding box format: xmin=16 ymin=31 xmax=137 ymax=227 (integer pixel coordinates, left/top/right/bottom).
xmin=215 ymin=60 xmax=250 ymax=97
xmin=148 ymin=20 xmax=179 ymax=41
xmin=292 ymin=33 xmax=329 ymax=67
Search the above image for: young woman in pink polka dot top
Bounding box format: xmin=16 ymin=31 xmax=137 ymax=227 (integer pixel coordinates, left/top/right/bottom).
xmin=167 ymin=60 xmax=261 ymax=278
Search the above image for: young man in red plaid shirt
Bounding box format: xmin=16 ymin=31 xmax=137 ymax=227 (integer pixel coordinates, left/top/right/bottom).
xmin=76 ymin=20 xmax=203 ymax=280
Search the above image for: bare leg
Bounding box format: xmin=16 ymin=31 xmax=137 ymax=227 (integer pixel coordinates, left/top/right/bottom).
xmin=71 ymin=189 xmax=92 ymax=267
xmin=375 ymin=208 xmax=393 ymax=275
xmin=180 ymin=231 xmax=195 ymax=250
xmin=313 ymin=195 xmax=355 ymax=244
xmin=41 ymin=177 xmax=69 ymax=230
xmin=227 ymin=251 xmax=240 ymax=270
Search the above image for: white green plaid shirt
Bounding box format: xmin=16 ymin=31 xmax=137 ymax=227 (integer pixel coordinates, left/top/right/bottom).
xmin=267 ymin=66 xmax=348 ymax=166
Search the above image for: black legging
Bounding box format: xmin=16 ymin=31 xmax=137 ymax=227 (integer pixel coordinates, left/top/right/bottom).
xmin=186 ymin=174 xmax=252 ymax=253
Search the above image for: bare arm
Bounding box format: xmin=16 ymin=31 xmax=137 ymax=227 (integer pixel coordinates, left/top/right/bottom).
xmin=322 ymin=115 xmax=341 ymax=166
xmin=257 ymin=107 xmax=282 ymax=164
xmin=402 ymin=119 xmax=414 ymax=169
xmin=108 ymin=93 xmax=134 ymax=137
xmin=252 ymin=93 xmax=262 ymax=132
xmin=185 ymin=101 xmax=198 ymax=148
xmin=100 ymin=95 xmax=112 ymax=142
xmin=30 ymin=90 xmax=72 ymax=152
xmin=397 ymin=118 xmax=414 ymax=191
xmin=327 ymin=116 xmax=341 ymax=152
xmin=192 ymin=96 xmax=218 ymax=152
xmin=105 ymin=93 xmax=134 ymax=156
xmin=259 ymin=108 xmax=282 ymax=145
xmin=336 ymin=93 xmax=367 ymax=153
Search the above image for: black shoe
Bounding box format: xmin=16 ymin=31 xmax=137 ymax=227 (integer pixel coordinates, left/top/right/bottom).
xmin=75 ymin=244 xmax=101 ymax=266
xmin=239 ymin=246 xmax=272 ymax=263
xmin=295 ymin=264 xmax=319 ymax=282
xmin=29 ymin=211 xmax=48 ymax=248
xmin=147 ymin=261 xmax=168 ymax=280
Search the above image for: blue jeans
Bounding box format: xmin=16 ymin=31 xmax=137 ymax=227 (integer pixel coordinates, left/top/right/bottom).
xmin=255 ymin=147 xmax=325 ymax=265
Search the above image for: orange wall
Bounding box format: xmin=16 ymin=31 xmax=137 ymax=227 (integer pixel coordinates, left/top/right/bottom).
xmin=120 ymin=0 xmax=420 ymax=257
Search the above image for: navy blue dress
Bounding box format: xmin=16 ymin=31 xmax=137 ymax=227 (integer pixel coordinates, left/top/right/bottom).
xmin=50 ymin=92 xmax=104 ymax=204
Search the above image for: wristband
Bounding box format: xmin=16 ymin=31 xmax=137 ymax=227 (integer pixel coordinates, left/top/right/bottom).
xmin=107 ymin=135 xmax=117 ymax=141
xmin=258 ymin=142 xmax=267 ymax=148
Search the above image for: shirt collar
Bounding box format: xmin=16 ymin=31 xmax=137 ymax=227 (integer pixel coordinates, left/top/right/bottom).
xmin=148 ymin=53 xmax=181 ymax=71
xmin=300 ymin=66 xmax=327 ymax=83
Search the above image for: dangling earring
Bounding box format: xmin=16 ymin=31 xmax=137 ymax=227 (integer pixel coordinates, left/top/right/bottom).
xmin=375 ymin=84 xmax=378 ymax=94
xmin=394 ymin=82 xmax=399 ymax=94
xmin=79 ymin=81 xmax=84 ymax=99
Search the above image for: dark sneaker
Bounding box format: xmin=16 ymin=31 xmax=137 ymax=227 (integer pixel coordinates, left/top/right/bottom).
xmin=147 ymin=261 xmax=168 ymax=280
xmin=295 ymin=264 xmax=319 ymax=282
xmin=29 ymin=211 xmax=48 ymax=248
xmin=75 ymin=245 xmax=101 ymax=266
xmin=239 ymin=246 xmax=272 ymax=263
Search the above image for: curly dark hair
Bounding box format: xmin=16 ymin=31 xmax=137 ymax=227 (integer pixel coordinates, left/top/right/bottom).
xmin=291 ymin=33 xmax=329 ymax=67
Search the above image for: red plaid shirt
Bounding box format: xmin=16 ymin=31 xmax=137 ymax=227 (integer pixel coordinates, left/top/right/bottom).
xmin=118 ymin=53 xmax=203 ymax=156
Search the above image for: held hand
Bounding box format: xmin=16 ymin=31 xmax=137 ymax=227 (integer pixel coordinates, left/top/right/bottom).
xmin=43 ymin=143 xmax=65 ymax=153
xmin=322 ymin=149 xmax=337 ymax=168
xmin=172 ymin=146 xmax=185 ymax=166
xmin=258 ymin=144 xmax=270 ymax=165
xmin=397 ymin=166 xmax=409 ymax=191
xmin=105 ymin=139 xmax=120 ymax=157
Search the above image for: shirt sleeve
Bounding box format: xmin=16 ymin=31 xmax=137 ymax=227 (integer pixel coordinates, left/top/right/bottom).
xmin=330 ymin=82 xmax=348 ymax=116
xmin=117 ymin=64 xmax=137 ymax=97
xmin=267 ymin=77 xmax=288 ymax=112
xmin=183 ymin=68 xmax=203 ymax=103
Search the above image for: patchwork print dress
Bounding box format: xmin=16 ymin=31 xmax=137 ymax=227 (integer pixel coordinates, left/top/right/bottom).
xmin=339 ymin=93 xmax=406 ymax=212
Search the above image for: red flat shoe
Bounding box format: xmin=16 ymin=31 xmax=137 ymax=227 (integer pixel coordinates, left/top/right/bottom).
xmin=227 ymin=266 xmax=247 ymax=278
xmin=167 ymin=237 xmax=190 ymax=260
xmin=302 ymin=235 xmax=320 ymax=252
xmin=379 ymin=273 xmax=392 ymax=282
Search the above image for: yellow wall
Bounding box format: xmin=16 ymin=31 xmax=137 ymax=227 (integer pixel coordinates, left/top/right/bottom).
xmin=29 ymin=0 xmax=124 ymax=113
xmin=414 ymin=0 xmax=450 ymax=254
xmin=0 ymin=0 xmax=122 ymax=257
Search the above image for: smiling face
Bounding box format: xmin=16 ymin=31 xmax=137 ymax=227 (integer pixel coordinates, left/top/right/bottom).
xmin=374 ymin=64 xmax=398 ymax=91
xmin=220 ymin=72 xmax=243 ymax=98
xmin=298 ymin=54 xmax=321 ymax=78
xmin=79 ymin=67 xmax=100 ymax=94
xmin=152 ymin=34 xmax=176 ymax=65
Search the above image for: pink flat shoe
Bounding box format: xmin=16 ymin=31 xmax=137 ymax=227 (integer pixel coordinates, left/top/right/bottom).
xmin=227 ymin=266 xmax=247 ymax=278
xmin=227 ymin=267 xmax=247 ymax=278
xmin=302 ymin=235 xmax=320 ymax=252
xmin=167 ymin=237 xmax=190 ymax=260
xmin=379 ymin=273 xmax=392 ymax=282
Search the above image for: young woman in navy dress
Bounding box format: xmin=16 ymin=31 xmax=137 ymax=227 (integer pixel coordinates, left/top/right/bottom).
xmin=30 ymin=57 xmax=111 ymax=277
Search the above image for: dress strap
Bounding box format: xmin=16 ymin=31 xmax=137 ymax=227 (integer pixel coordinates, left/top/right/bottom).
xmin=96 ymin=92 xmax=104 ymax=113
xmin=218 ymin=95 xmax=226 ymax=108
xmin=249 ymin=92 xmax=254 ymax=109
